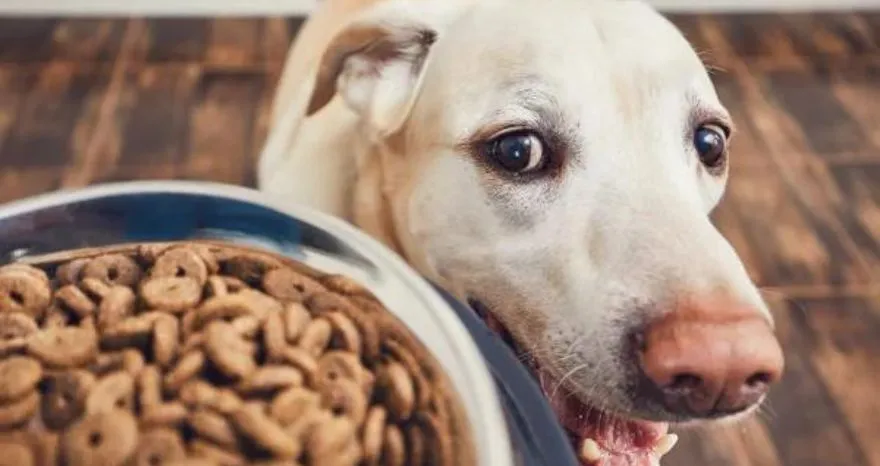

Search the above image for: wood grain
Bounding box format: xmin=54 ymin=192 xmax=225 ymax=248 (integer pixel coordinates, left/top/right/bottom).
xmin=1 ymin=14 xmax=880 ymax=466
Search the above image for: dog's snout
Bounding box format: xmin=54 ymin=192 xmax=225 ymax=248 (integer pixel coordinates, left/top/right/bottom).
xmin=637 ymin=296 xmax=784 ymax=418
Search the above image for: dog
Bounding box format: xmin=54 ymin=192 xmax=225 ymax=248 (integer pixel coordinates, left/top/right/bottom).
xmin=257 ymin=0 xmax=786 ymax=464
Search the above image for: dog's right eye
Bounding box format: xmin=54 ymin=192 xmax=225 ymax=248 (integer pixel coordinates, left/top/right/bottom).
xmin=486 ymin=131 xmax=547 ymax=174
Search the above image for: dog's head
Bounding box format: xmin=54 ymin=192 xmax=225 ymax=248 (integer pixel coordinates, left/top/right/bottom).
xmin=307 ymin=0 xmax=785 ymax=463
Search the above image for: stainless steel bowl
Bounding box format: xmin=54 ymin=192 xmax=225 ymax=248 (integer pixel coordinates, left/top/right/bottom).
xmin=0 ymin=181 xmax=580 ymax=466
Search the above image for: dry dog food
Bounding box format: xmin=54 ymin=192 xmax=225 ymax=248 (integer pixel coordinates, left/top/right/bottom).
xmin=0 ymin=241 xmax=474 ymax=466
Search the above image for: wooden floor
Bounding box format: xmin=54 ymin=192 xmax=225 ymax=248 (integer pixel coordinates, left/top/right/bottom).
xmin=1 ymin=13 xmax=880 ymax=466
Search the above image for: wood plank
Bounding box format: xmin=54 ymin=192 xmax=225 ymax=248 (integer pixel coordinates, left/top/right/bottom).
xmin=761 ymin=295 xmax=870 ymax=466
xmin=722 ymin=162 xmax=872 ymax=287
xmin=0 ymin=62 xmax=105 ymax=168
xmin=827 ymin=164 xmax=880 ymax=267
xmin=263 ymin=18 xmax=295 ymax=66
xmin=49 ymin=19 xmax=126 ymax=62
xmin=676 ymin=416 xmax=783 ymax=466
xmin=205 ymin=19 xmax=263 ymax=68
xmin=711 ymin=199 xmax=766 ymax=290
xmin=788 ymin=296 xmax=880 ymax=465
xmin=60 ymin=19 xmax=149 ymax=188
xmin=0 ymin=168 xmax=60 ymax=204
xmin=117 ymin=64 xmax=201 ymax=167
xmin=0 ymin=67 xmax=32 ymax=155
xmin=181 ymin=70 xmax=263 ymax=185
xmin=829 ymin=63 xmax=880 ymax=155
xmin=0 ymin=18 xmax=58 ymax=63
xmin=758 ymin=69 xmax=873 ymax=158
xmin=858 ymin=12 xmax=880 ymax=51
xmin=818 ymin=13 xmax=877 ymax=56
xmin=145 ymin=19 xmax=208 ymax=62
xmin=247 ymin=74 xmax=276 ymax=189
xmin=710 ymin=71 xmax=774 ymax=170
xmin=715 ymin=14 xmax=807 ymax=69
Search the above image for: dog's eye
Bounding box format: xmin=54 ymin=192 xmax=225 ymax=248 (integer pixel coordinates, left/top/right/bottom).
xmin=487 ymin=131 xmax=546 ymax=173
xmin=694 ymin=124 xmax=728 ymax=168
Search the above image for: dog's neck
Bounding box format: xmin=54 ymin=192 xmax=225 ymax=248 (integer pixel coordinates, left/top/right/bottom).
xmin=350 ymin=135 xmax=406 ymax=256
xmin=350 ymin=127 xmax=415 ymax=256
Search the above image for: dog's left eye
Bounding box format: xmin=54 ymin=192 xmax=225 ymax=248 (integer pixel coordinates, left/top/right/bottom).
xmin=694 ymin=124 xmax=728 ymax=168
xmin=487 ymin=131 xmax=546 ymax=174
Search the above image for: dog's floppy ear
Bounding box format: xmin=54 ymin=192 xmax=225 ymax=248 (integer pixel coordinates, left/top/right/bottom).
xmin=306 ymin=1 xmax=458 ymax=135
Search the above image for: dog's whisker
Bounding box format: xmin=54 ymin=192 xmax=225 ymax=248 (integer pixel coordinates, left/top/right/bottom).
xmin=695 ymin=49 xmax=727 ymax=75
xmin=550 ymin=364 xmax=589 ymax=399
xmin=757 ymin=400 xmax=778 ymax=420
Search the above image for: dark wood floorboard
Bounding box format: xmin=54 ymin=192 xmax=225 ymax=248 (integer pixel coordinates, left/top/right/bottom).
xmin=1 ymin=13 xmax=880 ymax=466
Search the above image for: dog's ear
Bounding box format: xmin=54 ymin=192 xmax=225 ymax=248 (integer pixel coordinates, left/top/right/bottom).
xmin=306 ymin=1 xmax=457 ymax=135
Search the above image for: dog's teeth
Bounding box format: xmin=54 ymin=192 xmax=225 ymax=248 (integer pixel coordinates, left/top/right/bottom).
xmin=654 ymin=433 xmax=679 ymax=457
xmin=580 ymin=438 xmax=603 ymax=463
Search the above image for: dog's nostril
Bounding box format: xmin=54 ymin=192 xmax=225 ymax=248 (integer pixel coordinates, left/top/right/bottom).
xmin=745 ymin=372 xmax=773 ymax=389
xmin=667 ymin=373 xmax=702 ymax=393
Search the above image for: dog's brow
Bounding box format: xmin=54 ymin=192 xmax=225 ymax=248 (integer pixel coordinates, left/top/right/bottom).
xmin=461 ymin=76 xmax=569 ymax=141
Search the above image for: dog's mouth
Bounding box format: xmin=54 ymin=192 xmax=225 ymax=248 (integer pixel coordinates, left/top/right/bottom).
xmin=469 ymin=300 xmax=677 ymax=466
xmin=537 ymin=367 xmax=676 ymax=466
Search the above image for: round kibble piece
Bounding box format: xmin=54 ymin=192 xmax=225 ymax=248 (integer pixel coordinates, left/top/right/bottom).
xmin=55 ymin=258 xmax=89 ymax=285
xmin=282 ymin=302 xmax=311 ymax=343
xmin=187 ymin=409 xmax=238 ymax=448
xmin=86 ymin=371 xmax=135 ymax=414
xmin=269 ymin=386 xmax=321 ymax=427
xmin=140 ymin=402 xmax=188 ymax=428
xmin=383 ymin=424 xmax=406 ymax=466
xmin=0 ymin=313 xmax=38 ymax=356
xmin=0 ymin=272 xmax=51 ymax=317
xmin=0 ymin=264 xmax=49 ymax=287
xmin=61 ymin=409 xmax=139 ymax=466
xmin=0 ymin=312 xmax=38 ymax=340
xmin=140 ymin=276 xmax=202 ymax=313
xmin=362 ymin=406 xmax=387 ymax=465
xmin=320 ymin=378 xmax=367 ymax=424
xmin=298 ymin=318 xmax=332 ymax=357
xmin=0 ymin=356 xmax=42 ymax=402
xmin=81 ymin=254 xmax=142 ymax=288
xmin=0 ymin=441 xmax=36 ymax=466
xmin=132 ymin=428 xmax=187 ymax=466
xmin=321 ymin=274 xmax=372 ymax=298
xmin=204 ymin=321 xmax=256 ymax=380
xmin=27 ymin=326 xmax=98 ymax=369
xmin=55 ymin=285 xmax=96 ymax=319
xmin=41 ymin=370 xmax=94 ymax=430
xmin=223 ymin=254 xmax=277 ymax=286
xmin=262 ymin=268 xmax=326 ymax=302
xmin=96 ymin=286 xmax=136 ymax=330
xmin=152 ymin=316 xmax=180 ymax=368
xmin=152 ymin=248 xmax=209 ymax=286
xmin=231 ymin=403 xmax=301 ymax=459
xmin=0 ymin=391 xmax=39 ymax=429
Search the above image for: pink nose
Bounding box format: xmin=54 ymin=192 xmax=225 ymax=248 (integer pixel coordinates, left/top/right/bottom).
xmin=638 ymin=296 xmax=785 ymax=417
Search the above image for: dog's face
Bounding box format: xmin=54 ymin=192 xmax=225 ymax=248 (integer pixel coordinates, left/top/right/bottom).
xmin=306 ymin=0 xmax=785 ymax=463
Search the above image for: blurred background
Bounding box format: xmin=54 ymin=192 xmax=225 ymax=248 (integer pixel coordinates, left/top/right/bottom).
xmin=0 ymin=0 xmax=878 ymax=465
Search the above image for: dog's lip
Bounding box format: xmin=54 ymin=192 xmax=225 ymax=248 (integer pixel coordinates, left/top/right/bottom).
xmin=467 ymin=298 xmax=676 ymax=465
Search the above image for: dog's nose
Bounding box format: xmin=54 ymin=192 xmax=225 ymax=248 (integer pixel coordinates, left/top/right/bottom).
xmin=638 ymin=297 xmax=784 ymax=417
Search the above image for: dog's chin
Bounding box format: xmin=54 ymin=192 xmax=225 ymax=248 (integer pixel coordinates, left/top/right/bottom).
xmin=469 ymin=299 xmax=678 ymax=466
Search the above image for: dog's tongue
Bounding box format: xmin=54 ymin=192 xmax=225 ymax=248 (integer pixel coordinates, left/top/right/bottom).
xmin=538 ymin=370 xmax=675 ymax=466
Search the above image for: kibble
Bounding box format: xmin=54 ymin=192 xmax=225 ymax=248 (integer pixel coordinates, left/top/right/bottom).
xmin=0 ymin=241 xmax=473 ymax=466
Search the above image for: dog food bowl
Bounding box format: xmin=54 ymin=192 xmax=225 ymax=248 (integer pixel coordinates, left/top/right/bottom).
xmin=0 ymin=181 xmax=579 ymax=466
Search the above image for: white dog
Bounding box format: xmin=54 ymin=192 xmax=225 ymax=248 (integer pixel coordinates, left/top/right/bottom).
xmin=257 ymin=0 xmax=785 ymax=464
